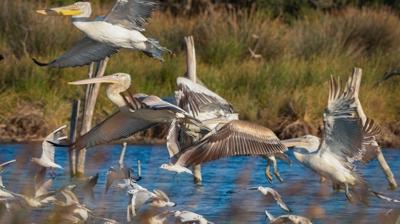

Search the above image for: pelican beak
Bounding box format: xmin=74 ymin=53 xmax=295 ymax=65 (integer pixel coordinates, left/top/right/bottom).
xmin=69 ymin=75 xmax=120 ymax=85
xmin=36 ymin=4 xmax=82 ymax=16
xmin=280 ymin=137 xmax=305 ymax=148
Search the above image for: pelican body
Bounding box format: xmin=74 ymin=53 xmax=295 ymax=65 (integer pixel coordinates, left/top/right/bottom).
xmin=35 ymin=1 xmax=169 ymax=67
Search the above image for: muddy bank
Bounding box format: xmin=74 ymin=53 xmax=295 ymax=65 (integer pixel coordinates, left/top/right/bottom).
xmin=0 ymin=110 xmax=399 ymax=148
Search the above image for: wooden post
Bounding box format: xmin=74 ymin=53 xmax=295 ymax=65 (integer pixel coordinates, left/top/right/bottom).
xmin=76 ymin=58 xmax=110 ymax=177
xmin=119 ymin=142 xmax=127 ymax=168
xmin=69 ymin=100 xmax=80 ymax=177
xmin=377 ymin=149 xmax=397 ymax=190
xmin=184 ymin=36 xmax=202 ymax=185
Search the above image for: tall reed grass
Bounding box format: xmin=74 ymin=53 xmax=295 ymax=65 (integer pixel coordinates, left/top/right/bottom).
xmin=0 ymin=0 xmax=399 ymax=143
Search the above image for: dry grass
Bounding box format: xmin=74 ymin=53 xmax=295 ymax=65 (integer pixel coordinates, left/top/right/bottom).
xmin=0 ymin=1 xmax=399 ymax=142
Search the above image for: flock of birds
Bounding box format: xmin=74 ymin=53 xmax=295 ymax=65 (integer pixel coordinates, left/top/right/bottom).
xmin=0 ymin=0 xmax=398 ymax=223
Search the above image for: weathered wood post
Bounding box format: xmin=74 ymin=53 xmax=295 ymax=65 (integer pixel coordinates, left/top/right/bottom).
xmin=377 ymin=149 xmax=397 ymax=190
xmin=119 ymin=142 xmax=127 ymax=168
xmin=184 ymin=36 xmax=202 ymax=185
xmin=69 ymin=100 xmax=80 ymax=177
xmin=76 ymin=58 xmax=110 ymax=177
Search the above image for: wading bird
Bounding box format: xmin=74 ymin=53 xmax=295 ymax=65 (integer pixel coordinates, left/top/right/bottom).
xmin=282 ymin=71 xmax=381 ymax=203
xmin=34 ymin=0 xmax=169 ymax=68
xmin=265 ymin=210 xmax=312 ymax=224
xmin=52 ymin=73 xmax=201 ymax=151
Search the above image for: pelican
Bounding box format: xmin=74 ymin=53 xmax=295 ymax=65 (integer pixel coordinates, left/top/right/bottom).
xmin=34 ymin=0 xmax=169 ymax=68
xmin=164 ymin=77 xmax=288 ymax=182
xmin=12 ymin=179 xmax=57 ymax=208
xmin=31 ymin=125 xmax=66 ymax=177
xmin=249 ymin=186 xmax=291 ymax=212
xmin=161 ymin=120 xmax=288 ymax=180
xmin=265 ymin=210 xmax=312 ymax=224
xmin=283 ymin=71 xmax=382 ymax=202
xmin=127 ymin=185 xmax=176 ymax=221
xmin=50 ymin=73 xmax=201 ymax=151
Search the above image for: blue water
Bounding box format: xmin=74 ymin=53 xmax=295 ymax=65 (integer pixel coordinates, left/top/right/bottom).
xmin=0 ymin=144 xmax=399 ymax=223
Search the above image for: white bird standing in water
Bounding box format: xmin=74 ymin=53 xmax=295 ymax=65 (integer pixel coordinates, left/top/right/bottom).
xmin=35 ymin=0 xmax=169 ymax=68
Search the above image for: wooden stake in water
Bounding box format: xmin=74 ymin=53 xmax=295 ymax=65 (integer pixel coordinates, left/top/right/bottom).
xmin=184 ymin=36 xmax=202 ymax=185
xmin=137 ymin=160 xmax=142 ymax=178
xmin=119 ymin=142 xmax=127 ymax=168
xmin=377 ymin=148 xmax=397 ymax=190
xmin=76 ymin=58 xmax=110 ymax=178
xmin=68 ymin=100 xmax=80 ymax=177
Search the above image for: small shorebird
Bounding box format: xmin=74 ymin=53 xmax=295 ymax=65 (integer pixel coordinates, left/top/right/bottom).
xmin=127 ymin=184 xmax=175 ymax=221
xmin=32 ymin=125 xmax=66 ymax=177
xmin=34 ymin=0 xmax=169 ymax=68
xmin=249 ymin=186 xmax=291 ymax=212
xmin=265 ymin=210 xmax=312 ymax=224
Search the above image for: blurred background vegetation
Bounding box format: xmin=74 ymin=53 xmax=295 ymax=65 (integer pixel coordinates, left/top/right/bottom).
xmin=0 ymin=0 xmax=399 ymax=145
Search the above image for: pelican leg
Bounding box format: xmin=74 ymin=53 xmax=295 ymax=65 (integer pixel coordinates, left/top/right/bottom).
xmin=344 ymin=184 xmax=353 ymax=202
xmin=264 ymin=159 xmax=273 ymax=183
xmin=271 ymin=156 xmax=283 ymax=182
xmin=127 ymin=205 xmax=131 ymax=222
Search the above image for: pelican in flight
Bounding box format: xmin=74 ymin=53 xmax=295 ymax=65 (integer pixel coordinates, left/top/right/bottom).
xmin=51 ymin=73 xmax=201 ymax=151
xmin=283 ymin=70 xmax=381 ymax=202
xmin=162 ymin=77 xmax=288 ymax=181
xmin=35 ymin=0 xmax=169 ymax=68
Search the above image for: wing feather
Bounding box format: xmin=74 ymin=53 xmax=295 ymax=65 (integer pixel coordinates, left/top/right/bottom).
xmin=174 ymin=120 xmax=286 ymax=166
xmin=105 ymin=0 xmax=158 ymax=31
xmin=33 ymin=37 xmax=118 ymax=68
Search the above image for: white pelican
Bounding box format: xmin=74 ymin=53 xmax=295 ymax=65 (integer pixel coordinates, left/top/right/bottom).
xmin=283 ymin=71 xmax=382 ymax=202
xmin=31 ymin=125 xmax=66 ymax=177
xmin=35 ymin=0 xmax=169 ymax=67
xmin=127 ymin=185 xmax=176 ymax=221
xmin=249 ymin=186 xmax=291 ymax=212
xmin=149 ymin=210 xmax=213 ymax=224
xmin=265 ymin=210 xmax=312 ymax=224
xmin=49 ymin=73 xmax=202 ymax=151
xmin=163 ymin=77 xmax=288 ymax=182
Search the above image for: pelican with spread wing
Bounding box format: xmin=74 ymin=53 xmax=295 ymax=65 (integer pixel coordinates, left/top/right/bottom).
xmin=50 ymin=73 xmax=201 ymax=151
xmin=34 ymin=0 xmax=169 ymax=68
xmin=285 ymin=70 xmax=381 ymax=202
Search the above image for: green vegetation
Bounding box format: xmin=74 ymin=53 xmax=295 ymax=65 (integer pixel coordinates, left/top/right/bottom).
xmin=0 ymin=0 xmax=399 ymax=144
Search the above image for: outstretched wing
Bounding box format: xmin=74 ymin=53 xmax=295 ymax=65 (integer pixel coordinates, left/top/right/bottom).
xmin=73 ymin=107 xmax=157 ymax=150
xmin=174 ymin=120 xmax=286 ymax=167
xmin=176 ymin=77 xmax=234 ymax=118
xmin=105 ymin=0 xmax=158 ymax=31
xmin=33 ymin=37 xmax=118 ymax=68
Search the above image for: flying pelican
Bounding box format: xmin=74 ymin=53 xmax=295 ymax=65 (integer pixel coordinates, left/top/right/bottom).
xmin=161 ymin=120 xmax=288 ymax=180
xmin=265 ymin=210 xmax=312 ymax=224
xmin=127 ymin=185 xmax=176 ymax=221
xmin=249 ymin=186 xmax=291 ymax=212
xmin=50 ymin=73 xmax=201 ymax=151
xmin=165 ymin=77 xmax=288 ymax=182
xmin=283 ymin=72 xmax=381 ymax=202
xmin=149 ymin=210 xmax=213 ymax=224
xmin=34 ymin=0 xmax=169 ymax=68
xmin=32 ymin=125 xmax=66 ymax=177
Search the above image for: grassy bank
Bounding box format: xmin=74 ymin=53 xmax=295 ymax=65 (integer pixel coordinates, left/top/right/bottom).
xmin=0 ymin=1 xmax=399 ymax=145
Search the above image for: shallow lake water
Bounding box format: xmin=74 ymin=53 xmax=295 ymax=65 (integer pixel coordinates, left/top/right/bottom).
xmin=0 ymin=144 xmax=399 ymax=223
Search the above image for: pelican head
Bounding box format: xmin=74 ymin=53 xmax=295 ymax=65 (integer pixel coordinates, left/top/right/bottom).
xmin=36 ymin=2 xmax=92 ymax=18
xmin=69 ymin=73 xmax=131 ymax=107
xmin=282 ymin=135 xmax=320 ymax=153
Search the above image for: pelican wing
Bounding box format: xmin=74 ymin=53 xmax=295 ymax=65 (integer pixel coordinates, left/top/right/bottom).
xmin=73 ymin=107 xmax=157 ymax=150
xmin=105 ymin=0 xmax=158 ymax=31
xmin=142 ymin=95 xmax=186 ymax=114
xmin=264 ymin=187 xmax=291 ymax=212
xmin=174 ymin=120 xmax=286 ymax=166
xmin=320 ymin=76 xmax=363 ymax=161
xmin=176 ymin=77 xmax=234 ymax=118
xmin=35 ymin=179 xmax=53 ymax=198
xmin=33 ymin=37 xmax=118 ymax=68
xmin=42 ymin=125 xmax=66 ymax=162
xmin=166 ymin=119 xmax=180 ymax=158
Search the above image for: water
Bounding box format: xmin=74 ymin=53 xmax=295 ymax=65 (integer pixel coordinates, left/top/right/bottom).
xmin=0 ymin=144 xmax=399 ymax=223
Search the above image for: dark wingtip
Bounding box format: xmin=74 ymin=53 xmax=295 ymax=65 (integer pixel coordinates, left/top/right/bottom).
xmin=32 ymin=58 xmax=50 ymax=67
xmin=46 ymin=140 xmax=71 ymax=148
